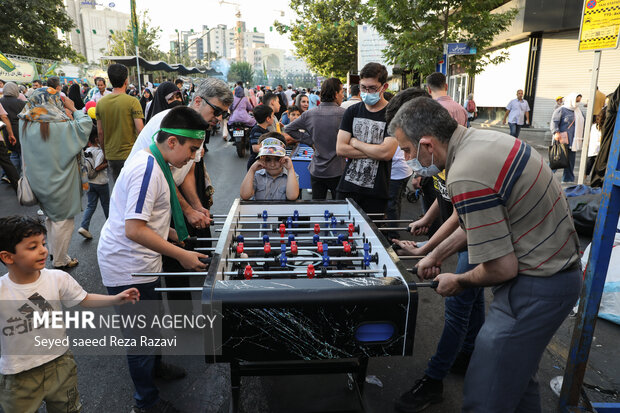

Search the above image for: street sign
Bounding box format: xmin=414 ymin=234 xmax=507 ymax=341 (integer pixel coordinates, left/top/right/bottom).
xmin=436 ymin=54 xmax=447 ymax=75
xmin=578 ymin=0 xmax=620 ymax=51
xmin=445 ymin=43 xmax=477 ymax=55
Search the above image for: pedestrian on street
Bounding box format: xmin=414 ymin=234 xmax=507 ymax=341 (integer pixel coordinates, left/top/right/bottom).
xmin=463 ymin=93 xmax=476 ymax=127
xmin=390 ymin=96 xmax=581 ymax=412
xmin=341 ymin=84 xmax=362 ymax=109
xmin=335 ymin=62 xmax=398 ymax=214
xmin=0 ymin=82 xmax=27 ymax=175
xmin=78 ymin=131 xmax=110 ymax=240
xmin=425 ymin=72 xmax=468 ymax=127
xmin=551 ymin=92 xmax=585 ymax=183
xmin=284 ymin=77 xmax=346 ymax=200
xmin=19 ymin=81 xmax=93 ymax=269
xmin=503 ymin=89 xmax=530 ymax=138
xmin=96 ymin=64 xmax=144 ymax=181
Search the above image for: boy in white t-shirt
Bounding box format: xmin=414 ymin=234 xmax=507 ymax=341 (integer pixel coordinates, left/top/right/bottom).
xmin=97 ymin=106 xmax=209 ymax=413
xmin=78 ymin=130 xmax=110 ymax=240
xmin=0 ymin=215 xmax=139 ymax=413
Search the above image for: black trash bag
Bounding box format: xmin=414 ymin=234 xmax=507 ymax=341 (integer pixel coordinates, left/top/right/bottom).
xmin=549 ymin=140 xmax=570 ymax=170
xmin=567 ymin=193 xmax=602 ymax=237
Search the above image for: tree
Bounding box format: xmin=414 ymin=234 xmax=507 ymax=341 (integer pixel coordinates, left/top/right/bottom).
xmin=0 ymin=0 xmax=78 ymax=61
xmin=107 ymin=11 xmax=165 ymax=61
xmin=369 ymin=0 xmax=518 ymax=77
xmin=275 ymin=0 xmax=370 ymax=79
xmin=227 ymin=62 xmax=254 ymax=85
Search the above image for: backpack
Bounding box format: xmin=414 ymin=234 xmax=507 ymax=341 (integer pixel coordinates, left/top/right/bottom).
xmin=83 ymin=152 xmax=98 ymax=180
xmin=466 ymin=99 xmax=476 ymax=113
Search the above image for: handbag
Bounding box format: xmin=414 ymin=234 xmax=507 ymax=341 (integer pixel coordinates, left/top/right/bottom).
xmin=549 ymin=140 xmax=570 ymax=170
xmin=17 ymin=151 xmax=39 ymax=206
xmin=554 ymin=120 xmax=574 ymax=145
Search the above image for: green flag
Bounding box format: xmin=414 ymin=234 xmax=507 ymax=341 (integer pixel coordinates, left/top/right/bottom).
xmin=30 ymin=61 xmax=39 ymax=80
xmin=45 ymin=62 xmax=58 ymax=76
xmin=0 ymin=51 xmax=16 ymax=72
xmin=130 ymin=0 xmax=139 ymax=46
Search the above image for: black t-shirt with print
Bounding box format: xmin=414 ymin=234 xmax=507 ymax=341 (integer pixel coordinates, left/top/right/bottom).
xmin=337 ymin=103 xmax=391 ymax=199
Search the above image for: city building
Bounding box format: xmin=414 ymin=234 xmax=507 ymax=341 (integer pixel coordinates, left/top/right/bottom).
xmin=63 ymin=0 xmax=130 ymax=63
xmin=453 ymin=0 xmax=620 ymax=128
xmin=253 ymin=46 xmax=285 ymax=73
xmin=169 ymin=30 xmax=193 ymax=62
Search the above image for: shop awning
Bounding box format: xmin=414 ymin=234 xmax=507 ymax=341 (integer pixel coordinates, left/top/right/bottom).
xmin=99 ymin=56 xmax=222 ymax=76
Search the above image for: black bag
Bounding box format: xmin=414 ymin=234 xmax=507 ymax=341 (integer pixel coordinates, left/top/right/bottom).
xmin=549 ymin=140 xmax=570 ymax=169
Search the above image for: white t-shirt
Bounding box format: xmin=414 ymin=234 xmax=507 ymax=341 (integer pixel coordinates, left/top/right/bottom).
xmin=85 ymin=146 xmax=109 ymax=185
xmin=0 ymin=269 xmax=87 ymax=374
xmin=588 ymin=124 xmax=601 ymax=157
xmin=284 ymin=89 xmax=294 ymax=106
xmin=128 ymin=109 xmax=195 ymax=186
xmin=391 ymin=146 xmax=413 ymax=180
xmin=97 ymin=150 xmax=170 ymax=287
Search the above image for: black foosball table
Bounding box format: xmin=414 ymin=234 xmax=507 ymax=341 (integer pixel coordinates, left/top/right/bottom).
xmin=144 ymin=199 xmax=435 ymax=412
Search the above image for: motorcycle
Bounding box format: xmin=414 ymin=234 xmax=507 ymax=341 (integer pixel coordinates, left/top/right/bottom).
xmin=228 ymin=122 xmax=251 ymax=158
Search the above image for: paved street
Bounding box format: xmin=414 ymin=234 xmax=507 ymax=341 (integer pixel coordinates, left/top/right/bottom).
xmin=1 ymin=128 xmax=618 ymax=412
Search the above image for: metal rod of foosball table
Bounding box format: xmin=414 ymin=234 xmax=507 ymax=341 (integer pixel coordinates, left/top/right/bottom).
xmin=372 ymin=219 xmax=413 ymax=223
xmin=211 ymin=213 xmax=352 ymax=219
xmin=132 ymin=272 xmax=208 ymax=277
xmin=215 ymin=227 xmax=358 ymax=233
xmin=225 ymin=256 xmax=372 ymax=263
xmin=227 ymin=235 xmax=364 ymax=242
xmin=195 ymin=245 xmax=354 ymax=252
xmin=155 ymin=287 xmax=202 ymax=292
xmin=377 ymin=227 xmax=411 ymax=231
xmin=223 ymin=269 xmax=381 ymax=276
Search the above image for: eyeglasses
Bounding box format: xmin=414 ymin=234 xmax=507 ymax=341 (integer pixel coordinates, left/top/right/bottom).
xmin=359 ymin=84 xmax=382 ymax=94
xmin=202 ymin=97 xmax=229 ymax=119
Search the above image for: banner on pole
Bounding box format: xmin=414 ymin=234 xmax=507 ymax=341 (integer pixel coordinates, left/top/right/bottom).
xmin=0 ymin=51 xmax=16 ymax=72
xmin=578 ymin=0 xmax=620 ymax=51
xmin=45 ymin=62 xmax=58 ymax=76
xmin=130 ymin=0 xmax=139 ymax=47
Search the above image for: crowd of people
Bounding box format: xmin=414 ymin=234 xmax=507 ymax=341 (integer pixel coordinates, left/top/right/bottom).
xmin=0 ymin=59 xmax=617 ymax=413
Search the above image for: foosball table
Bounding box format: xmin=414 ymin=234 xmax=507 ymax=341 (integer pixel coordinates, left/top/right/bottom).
xmin=146 ymin=199 xmax=434 ymax=411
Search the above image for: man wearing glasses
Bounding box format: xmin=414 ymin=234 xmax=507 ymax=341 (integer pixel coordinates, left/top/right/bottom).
xmin=128 ymin=78 xmax=233 ymax=230
xmin=336 ymin=62 xmax=398 ymax=214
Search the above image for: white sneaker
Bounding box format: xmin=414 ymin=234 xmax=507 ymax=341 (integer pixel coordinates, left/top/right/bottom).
xmin=78 ymin=227 xmax=93 ymax=240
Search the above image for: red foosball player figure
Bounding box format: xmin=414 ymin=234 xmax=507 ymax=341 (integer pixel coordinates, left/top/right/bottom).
xmin=244 ymin=264 xmax=253 ymax=280
xmin=317 ymin=242 xmax=323 ymax=254
xmin=343 ymin=241 xmax=351 ymax=254
xmin=264 ymin=242 xmax=271 ymax=254
xmin=290 ymin=241 xmax=298 ymax=255
xmin=236 ymin=242 xmax=244 ymax=255
xmin=307 ymin=264 xmax=315 ymax=279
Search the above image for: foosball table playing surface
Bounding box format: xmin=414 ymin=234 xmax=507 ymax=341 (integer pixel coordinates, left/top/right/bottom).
xmin=154 ymin=199 xmax=433 ymax=411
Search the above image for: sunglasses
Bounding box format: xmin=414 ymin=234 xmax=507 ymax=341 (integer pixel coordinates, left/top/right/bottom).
xmin=202 ymin=97 xmax=229 ymax=119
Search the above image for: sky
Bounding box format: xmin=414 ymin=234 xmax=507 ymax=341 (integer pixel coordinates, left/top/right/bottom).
xmin=109 ymin=0 xmax=298 ymax=55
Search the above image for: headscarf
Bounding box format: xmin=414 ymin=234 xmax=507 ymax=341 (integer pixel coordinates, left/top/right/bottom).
xmin=140 ymin=88 xmax=153 ymax=113
xmin=564 ymin=92 xmax=585 ymax=140
xmin=68 ymin=84 xmax=85 ymax=110
xmin=234 ymin=86 xmax=245 ymax=98
xmin=248 ymin=88 xmax=257 ymax=107
xmin=2 ymin=82 xmax=19 ymax=98
xmin=18 ymin=87 xmax=69 ymax=123
xmin=146 ymin=82 xmax=179 ymax=123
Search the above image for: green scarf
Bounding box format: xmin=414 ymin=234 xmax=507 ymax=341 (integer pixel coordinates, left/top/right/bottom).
xmin=149 ymin=127 xmax=206 ymax=242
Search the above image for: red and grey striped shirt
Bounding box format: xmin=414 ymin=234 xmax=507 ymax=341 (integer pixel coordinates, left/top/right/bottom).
xmin=445 ymin=126 xmax=580 ymax=276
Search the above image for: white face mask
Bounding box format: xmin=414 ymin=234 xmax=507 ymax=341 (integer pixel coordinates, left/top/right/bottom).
xmin=406 ymin=142 xmax=441 ymax=177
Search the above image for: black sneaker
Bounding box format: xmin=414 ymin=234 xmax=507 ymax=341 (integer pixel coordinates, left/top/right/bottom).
xmin=153 ymin=362 xmax=186 ymax=381
xmin=395 ymin=375 xmax=443 ymax=412
xmin=450 ymin=351 xmax=472 ymax=375
xmin=131 ymin=399 xmax=181 ymax=413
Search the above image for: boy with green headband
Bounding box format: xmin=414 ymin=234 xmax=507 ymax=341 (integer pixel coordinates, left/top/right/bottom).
xmin=97 ymin=107 xmax=209 ymax=413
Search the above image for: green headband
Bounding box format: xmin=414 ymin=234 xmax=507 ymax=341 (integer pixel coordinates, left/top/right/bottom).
xmin=159 ymin=127 xmax=206 ymax=140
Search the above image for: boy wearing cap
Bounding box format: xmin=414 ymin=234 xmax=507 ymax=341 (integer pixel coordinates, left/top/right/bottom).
xmin=240 ymin=133 xmax=299 ymax=201
xmin=97 ymin=107 xmax=209 ymax=413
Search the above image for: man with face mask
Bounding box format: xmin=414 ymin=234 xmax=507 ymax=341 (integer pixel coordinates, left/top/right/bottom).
xmin=335 ymin=62 xmax=398 ymax=214
xmin=390 ymin=97 xmax=581 ymax=413
xmin=387 ymin=89 xmax=484 ymax=413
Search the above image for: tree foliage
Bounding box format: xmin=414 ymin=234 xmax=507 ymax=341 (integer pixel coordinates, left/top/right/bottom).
xmin=227 ymin=62 xmax=254 ymax=85
xmin=0 ymin=0 xmax=78 ymax=61
xmin=369 ymin=0 xmax=518 ymax=77
xmin=275 ymin=0 xmax=371 ymax=79
xmin=107 ymin=11 xmax=165 ymax=61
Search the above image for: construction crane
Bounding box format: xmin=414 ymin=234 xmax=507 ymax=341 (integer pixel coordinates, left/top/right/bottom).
xmin=218 ymin=0 xmax=244 ymax=61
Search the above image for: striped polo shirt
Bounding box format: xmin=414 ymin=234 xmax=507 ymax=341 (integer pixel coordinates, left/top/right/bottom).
xmin=445 ymin=126 xmax=580 ymax=276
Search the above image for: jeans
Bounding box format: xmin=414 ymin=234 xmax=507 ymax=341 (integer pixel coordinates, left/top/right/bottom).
xmin=425 ymin=251 xmax=485 ymax=381
xmin=386 ymin=177 xmax=409 ymax=239
xmin=108 ymin=159 xmax=126 ymax=182
xmin=80 ymin=183 xmax=110 ymax=230
xmin=107 ymin=280 xmax=163 ymax=409
xmin=310 ymin=175 xmax=340 ymax=200
xmin=0 ymin=141 xmax=18 ymax=191
xmin=508 ymin=122 xmax=522 ymax=138
xmin=551 ymin=145 xmax=577 ymax=183
xmin=9 ymin=150 xmax=21 ymax=176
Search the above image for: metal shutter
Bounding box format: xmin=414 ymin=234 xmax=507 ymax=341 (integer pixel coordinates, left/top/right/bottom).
xmin=533 ymin=30 xmax=620 ymax=128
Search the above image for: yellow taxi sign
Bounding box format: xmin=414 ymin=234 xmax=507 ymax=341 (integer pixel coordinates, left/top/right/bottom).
xmin=578 ymin=0 xmax=620 ymax=51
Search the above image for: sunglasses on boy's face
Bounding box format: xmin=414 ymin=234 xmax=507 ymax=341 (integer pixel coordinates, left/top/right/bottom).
xmin=202 ymin=97 xmax=229 ymax=119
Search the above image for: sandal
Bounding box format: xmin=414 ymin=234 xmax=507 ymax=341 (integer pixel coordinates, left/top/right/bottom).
xmin=54 ymin=258 xmax=79 ymax=269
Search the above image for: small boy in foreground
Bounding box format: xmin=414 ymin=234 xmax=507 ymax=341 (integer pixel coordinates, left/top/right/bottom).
xmin=0 ymin=215 xmax=139 ymax=413
xmin=240 ymin=135 xmax=299 ymax=201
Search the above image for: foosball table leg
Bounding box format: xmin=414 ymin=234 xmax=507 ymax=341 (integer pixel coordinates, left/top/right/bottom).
xmin=230 ymin=360 xmax=241 ymax=413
